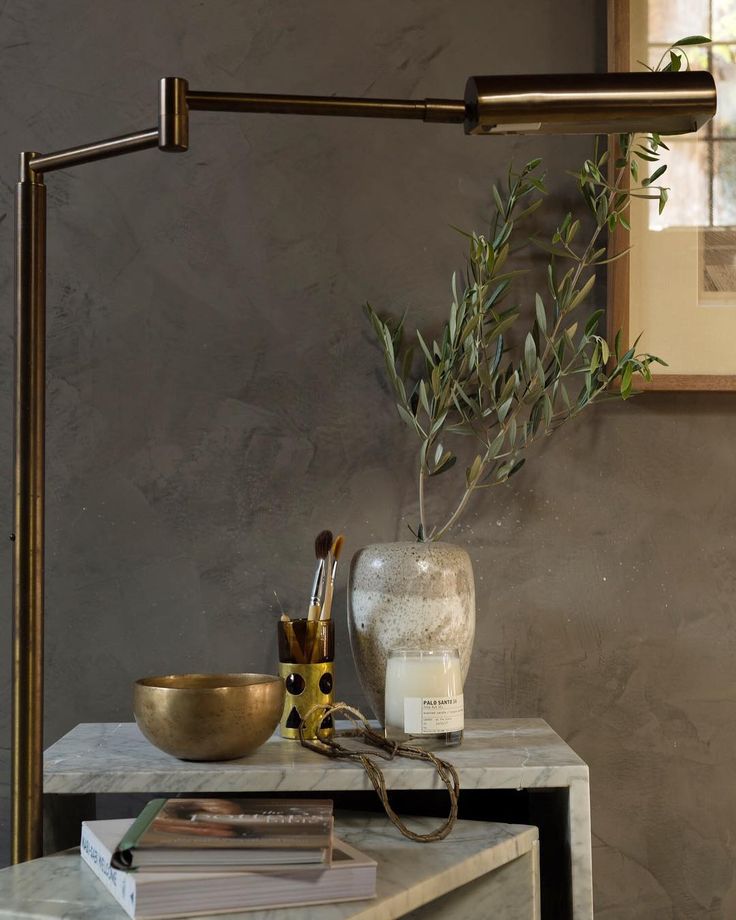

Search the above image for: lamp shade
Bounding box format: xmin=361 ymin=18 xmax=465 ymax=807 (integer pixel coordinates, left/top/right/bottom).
xmin=464 ymin=71 xmax=717 ymax=135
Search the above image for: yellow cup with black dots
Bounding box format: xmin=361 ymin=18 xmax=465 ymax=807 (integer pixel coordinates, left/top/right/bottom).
xmin=277 ymin=619 xmax=334 ymax=740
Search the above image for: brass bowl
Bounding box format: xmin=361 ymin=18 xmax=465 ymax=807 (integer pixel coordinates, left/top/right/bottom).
xmin=134 ymin=673 xmax=285 ymax=761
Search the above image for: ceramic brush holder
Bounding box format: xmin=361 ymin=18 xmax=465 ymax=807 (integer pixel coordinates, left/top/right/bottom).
xmin=277 ymin=619 xmax=335 ymax=740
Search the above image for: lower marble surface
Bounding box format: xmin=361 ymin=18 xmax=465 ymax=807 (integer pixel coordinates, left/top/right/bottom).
xmin=404 ymin=844 xmax=540 ymax=920
xmin=0 ymin=815 xmax=539 ymax=920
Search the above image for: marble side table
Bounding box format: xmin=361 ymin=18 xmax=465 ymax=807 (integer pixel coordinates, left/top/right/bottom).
xmin=0 ymin=815 xmax=540 ymax=920
xmin=43 ymin=718 xmax=592 ymax=919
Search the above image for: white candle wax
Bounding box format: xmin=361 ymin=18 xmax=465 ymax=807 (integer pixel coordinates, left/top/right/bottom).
xmin=384 ymin=649 xmax=463 ymax=743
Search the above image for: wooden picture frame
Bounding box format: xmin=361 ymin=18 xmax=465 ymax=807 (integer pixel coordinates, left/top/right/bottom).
xmin=607 ymin=0 xmax=736 ymax=391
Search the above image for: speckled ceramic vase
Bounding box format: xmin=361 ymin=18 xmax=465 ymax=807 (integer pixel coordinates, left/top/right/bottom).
xmin=348 ymin=542 xmax=475 ymax=722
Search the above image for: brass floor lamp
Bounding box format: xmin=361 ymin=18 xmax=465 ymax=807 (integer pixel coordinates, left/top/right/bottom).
xmin=11 ymin=70 xmax=715 ymax=864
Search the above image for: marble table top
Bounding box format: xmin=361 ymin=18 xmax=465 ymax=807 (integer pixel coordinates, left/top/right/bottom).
xmin=44 ymin=718 xmax=587 ymax=795
xmin=0 ymin=815 xmax=538 ymax=919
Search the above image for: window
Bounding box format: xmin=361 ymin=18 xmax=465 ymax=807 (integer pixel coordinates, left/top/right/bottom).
xmin=647 ymin=1 xmax=736 ymax=293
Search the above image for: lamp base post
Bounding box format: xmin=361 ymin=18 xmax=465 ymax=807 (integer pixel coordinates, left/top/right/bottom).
xmin=12 ymin=152 xmax=46 ymax=864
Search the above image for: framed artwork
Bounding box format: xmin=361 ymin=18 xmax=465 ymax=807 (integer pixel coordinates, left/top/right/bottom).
xmin=608 ymin=0 xmax=736 ymax=390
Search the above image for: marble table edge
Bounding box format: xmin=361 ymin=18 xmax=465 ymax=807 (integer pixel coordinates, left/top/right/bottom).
xmin=44 ymin=765 xmax=589 ymax=795
xmin=43 ymin=719 xmax=589 ymax=794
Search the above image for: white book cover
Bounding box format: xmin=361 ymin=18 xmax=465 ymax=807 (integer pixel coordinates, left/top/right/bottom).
xmin=81 ymin=819 xmax=376 ymax=920
xmin=80 ymin=822 xmax=138 ymax=918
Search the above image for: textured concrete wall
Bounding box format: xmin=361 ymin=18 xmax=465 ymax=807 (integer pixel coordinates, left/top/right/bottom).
xmin=1 ymin=1 xmax=735 ymax=916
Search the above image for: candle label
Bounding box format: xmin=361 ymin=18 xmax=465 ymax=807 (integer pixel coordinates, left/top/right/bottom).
xmin=403 ymin=694 xmax=464 ymax=734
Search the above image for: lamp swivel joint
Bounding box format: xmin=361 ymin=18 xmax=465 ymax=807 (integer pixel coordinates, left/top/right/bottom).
xmin=159 ymin=77 xmax=189 ymax=152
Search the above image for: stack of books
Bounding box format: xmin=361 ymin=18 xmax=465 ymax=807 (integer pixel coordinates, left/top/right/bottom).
xmin=81 ymin=797 xmax=377 ymax=919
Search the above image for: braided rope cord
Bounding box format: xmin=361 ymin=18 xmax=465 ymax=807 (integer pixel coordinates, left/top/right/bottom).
xmin=299 ymin=701 xmax=459 ymax=842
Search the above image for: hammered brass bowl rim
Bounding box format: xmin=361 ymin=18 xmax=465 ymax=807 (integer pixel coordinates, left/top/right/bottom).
xmin=135 ymin=673 xmax=282 ymax=692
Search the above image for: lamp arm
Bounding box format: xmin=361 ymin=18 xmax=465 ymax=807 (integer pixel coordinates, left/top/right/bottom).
xmin=24 ymin=71 xmax=718 ymax=173
xmin=185 ymin=88 xmax=466 ymax=123
xmin=29 ymin=129 xmax=160 ymax=174
xmin=24 ymin=78 xmax=467 ymax=179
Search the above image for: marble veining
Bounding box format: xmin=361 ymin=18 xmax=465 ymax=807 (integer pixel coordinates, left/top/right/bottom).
xmin=44 ymin=718 xmax=587 ymax=794
xmin=0 ymin=816 xmax=538 ymax=919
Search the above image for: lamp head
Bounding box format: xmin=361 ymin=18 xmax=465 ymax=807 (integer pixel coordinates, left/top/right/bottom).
xmin=464 ymin=71 xmax=716 ymax=136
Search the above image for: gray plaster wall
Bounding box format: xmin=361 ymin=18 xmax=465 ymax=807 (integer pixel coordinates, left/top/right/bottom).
xmin=0 ymin=1 xmax=734 ymax=917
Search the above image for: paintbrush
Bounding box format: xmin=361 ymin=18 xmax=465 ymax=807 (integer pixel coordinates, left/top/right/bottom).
xmin=306 ymin=529 xmax=333 ymax=622
xmin=274 ymin=590 xmax=289 ymax=623
xmin=275 ymin=591 xmax=302 ymax=661
xmin=320 ymin=534 xmax=345 ymax=621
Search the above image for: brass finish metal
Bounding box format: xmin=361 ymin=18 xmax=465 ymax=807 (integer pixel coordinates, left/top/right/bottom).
xmin=187 ymin=90 xmax=467 ymax=123
xmin=133 ymin=673 xmax=285 ymax=761
xmin=10 ymin=68 xmax=717 ymax=863
xmin=159 ymin=77 xmax=189 ymax=151
xmin=278 ymin=619 xmax=334 ymax=741
xmin=278 ymin=662 xmax=335 ymax=741
xmin=464 ymin=71 xmax=717 ymax=136
xmin=29 ymin=129 xmax=160 ymax=174
xmin=12 ymin=152 xmax=46 ymax=865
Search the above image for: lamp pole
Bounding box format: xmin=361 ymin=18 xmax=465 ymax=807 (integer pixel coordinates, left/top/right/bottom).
xmin=12 ymin=152 xmax=46 ymax=864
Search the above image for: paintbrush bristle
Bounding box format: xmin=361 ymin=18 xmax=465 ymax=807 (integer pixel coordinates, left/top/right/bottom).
xmin=331 ymin=534 xmax=345 ymax=561
xmin=315 ymin=529 xmax=333 ymax=560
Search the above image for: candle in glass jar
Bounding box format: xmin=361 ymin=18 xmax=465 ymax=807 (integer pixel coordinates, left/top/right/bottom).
xmin=384 ymin=648 xmax=463 ymax=746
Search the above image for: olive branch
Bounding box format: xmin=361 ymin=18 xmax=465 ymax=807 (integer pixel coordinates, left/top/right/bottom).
xmin=365 ymin=37 xmax=709 ymax=542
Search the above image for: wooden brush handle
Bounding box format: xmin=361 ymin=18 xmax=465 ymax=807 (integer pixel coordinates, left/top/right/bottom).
xmin=282 ymin=619 xmax=304 ymax=663
xmin=321 ymin=576 xmax=335 ymax=621
xmin=307 ymin=558 xmax=327 ymax=621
